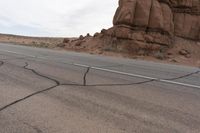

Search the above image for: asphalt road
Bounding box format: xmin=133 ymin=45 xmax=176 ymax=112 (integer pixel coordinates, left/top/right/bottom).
xmin=0 ymin=43 xmax=200 ymax=133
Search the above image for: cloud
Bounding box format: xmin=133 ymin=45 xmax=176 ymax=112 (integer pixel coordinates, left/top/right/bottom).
xmin=0 ymin=0 xmax=117 ymax=37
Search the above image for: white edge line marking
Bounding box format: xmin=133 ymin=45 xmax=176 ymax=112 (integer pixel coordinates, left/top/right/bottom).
xmin=0 ymin=49 xmax=200 ymax=89
xmin=0 ymin=50 xmax=36 ymax=58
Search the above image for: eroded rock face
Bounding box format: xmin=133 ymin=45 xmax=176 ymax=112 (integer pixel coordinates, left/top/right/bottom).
xmin=105 ymin=0 xmax=200 ymax=47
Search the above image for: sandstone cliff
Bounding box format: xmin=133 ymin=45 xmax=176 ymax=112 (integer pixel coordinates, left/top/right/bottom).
xmin=63 ymin=0 xmax=200 ymax=66
xmin=105 ymin=0 xmax=199 ymax=47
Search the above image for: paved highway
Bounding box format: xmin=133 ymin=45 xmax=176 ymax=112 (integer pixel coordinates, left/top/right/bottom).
xmin=0 ymin=43 xmax=200 ymax=133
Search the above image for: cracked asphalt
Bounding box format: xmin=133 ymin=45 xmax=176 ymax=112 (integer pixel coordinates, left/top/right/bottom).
xmin=0 ymin=43 xmax=200 ymax=133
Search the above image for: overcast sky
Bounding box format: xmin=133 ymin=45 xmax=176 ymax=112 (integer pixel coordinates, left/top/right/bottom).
xmin=0 ymin=0 xmax=117 ymax=37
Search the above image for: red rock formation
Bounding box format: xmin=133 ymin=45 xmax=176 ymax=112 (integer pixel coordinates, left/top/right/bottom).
xmin=105 ymin=0 xmax=200 ymax=47
xmin=63 ymin=0 xmax=200 ymax=60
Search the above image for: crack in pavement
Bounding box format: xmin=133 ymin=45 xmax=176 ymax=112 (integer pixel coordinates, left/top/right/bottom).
xmin=163 ymin=70 xmax=200 ymax=81
xmin=0 ymin=61 xmax=4 ymax=67
xmin=23 ymin=62 xmax=60 ymax=85
xmin=22 ymin=121 xmax=43 ymax=133
xmin=1 ymin=52 xmax=200 ymax=81
xmin=0 ymin=61 xmax=154 ymax=112
xmin=78 ymin=79 xmax=156 ymax=87
xmin=83 ymin=67 xmax=90 ymax=86
xmin=0 ymin=84 xmax=59 ymax=112
xmin=0 ymin=59 xmax=200 ymax=113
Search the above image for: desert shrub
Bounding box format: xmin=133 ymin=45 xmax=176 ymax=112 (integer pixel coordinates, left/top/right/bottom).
xmin=57 ymin=43 xmax=65 ymax=48
xmin=63 ymin=38 xmax=70 ymax=43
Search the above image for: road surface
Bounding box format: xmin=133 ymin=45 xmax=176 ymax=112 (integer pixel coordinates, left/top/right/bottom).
xmin=0 ymin=43 xmax=200 ymax=133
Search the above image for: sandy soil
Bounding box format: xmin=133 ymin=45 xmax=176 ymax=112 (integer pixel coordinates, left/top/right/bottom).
xmin=62 ymin=35 xmax=200 ymax=67
xmin=0 ymin=33 xmax=65 ymax=48
xmin=0 ymin=33 xmax=199 ymax=67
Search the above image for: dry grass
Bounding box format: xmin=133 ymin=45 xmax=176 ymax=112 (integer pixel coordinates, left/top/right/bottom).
xmin=0 ymin=33 xmax=65 ymax=48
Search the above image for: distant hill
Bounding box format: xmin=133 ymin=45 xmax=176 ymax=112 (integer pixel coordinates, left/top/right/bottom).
xmin=0 ymin=33 xmax=65 ymax=48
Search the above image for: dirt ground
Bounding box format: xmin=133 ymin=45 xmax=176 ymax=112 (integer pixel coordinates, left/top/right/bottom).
xmin=0 ymin=33 xmax=199 ymax=67
xmin=0 ymin=33 xmax=65 ymax=48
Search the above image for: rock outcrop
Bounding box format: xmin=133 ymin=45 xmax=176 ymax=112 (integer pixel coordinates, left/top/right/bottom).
xmin=63 ymin=0 xmax=200 ymax=63
xmin=104 ymin=0 xmax=200 ymax=47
